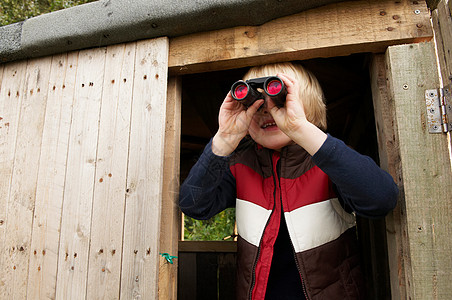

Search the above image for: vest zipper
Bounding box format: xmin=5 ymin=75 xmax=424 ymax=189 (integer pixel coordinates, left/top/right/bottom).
xmin=289 ymin=238 xmax=310 ymax=300
xmin=277 ymin=151 xmax=311 ymax=300
xmin=248 ymin=152 xmax=278 ymax=300
xmin=248 ymin=212 xmax=273 ymax=300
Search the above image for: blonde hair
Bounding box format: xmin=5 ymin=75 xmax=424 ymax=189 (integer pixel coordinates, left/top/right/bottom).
xmin=243 ymin=62 xmax=327 ymax=130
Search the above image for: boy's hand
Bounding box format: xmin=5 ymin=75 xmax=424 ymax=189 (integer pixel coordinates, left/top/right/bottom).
xmin=268 ymin=73 xmax=327 ymax=155
xmin=212 ymin=92 xmax=264 ymax=156
xmin=267 ymin=73 xmax=308 ymax=135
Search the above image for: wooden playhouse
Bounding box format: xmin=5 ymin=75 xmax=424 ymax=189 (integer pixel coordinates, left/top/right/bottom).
xmin=0 ymin=0 xmax=451 ymax=299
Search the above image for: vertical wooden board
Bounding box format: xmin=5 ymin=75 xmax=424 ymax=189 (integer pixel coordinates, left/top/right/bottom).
xmin=1 ymin=56 xmax=52 ymax=299
xmin=386 ymin=42 xmax=452 ymax=299
xmin=120 ymin=37 xmax=169 ymax=300
xmin=0 ymin=64 xmax=4 ymax=93
xmin=158 ymin=76 xmax=182 ymax=300
xmin=55 ymin=47 xmax=106 ymax=299
xmin=177 ymin=252 xmax=197 ymax=300
xmin=432 ymin=0 xmax=452 ymax=81
xmin=85 ymin=42 xmax=136 ymax=300
xmin=26 ymin=52 xmax=78 ymax=300
xmin=0 ymin=60 xmax=28 ymax=297
xmin=196 ymin=253 xmax=218 ymax=300
xmin=370 ymin=54 xmax=407 ymax=300
xmin=432 ymin=0 xmax=452 ymax=155
xmin=218 ymin=253 xmax=236 ymax=300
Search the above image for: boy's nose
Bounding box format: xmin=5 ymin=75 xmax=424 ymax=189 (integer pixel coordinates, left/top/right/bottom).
xmin=256 ymin=100 xmax=269 ymax=114
xmin=256 ymin=94 xmax=271 ymax=113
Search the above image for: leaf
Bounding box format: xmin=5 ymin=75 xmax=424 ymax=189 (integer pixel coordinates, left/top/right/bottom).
xmin=184 ymin=208 xmax=236 ymax=241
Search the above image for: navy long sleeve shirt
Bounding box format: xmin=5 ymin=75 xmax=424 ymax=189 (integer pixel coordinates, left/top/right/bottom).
xmin=179 ymin=134 xmax=398 ymax=220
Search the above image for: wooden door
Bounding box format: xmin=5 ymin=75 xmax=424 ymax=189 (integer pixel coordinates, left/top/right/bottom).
xmin=371 ymin=39 xmax=452 ymax=299
xmin=377 ymin=1 xmax=452 ymax=298
xmin=0 ymin=37 xmax=169 ymax=299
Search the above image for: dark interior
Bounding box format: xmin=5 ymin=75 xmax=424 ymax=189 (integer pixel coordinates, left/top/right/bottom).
xmin=179 ymin=53 xmax=390 ymax=299
xmin=180 ymin=53 xmax=379 ymax=178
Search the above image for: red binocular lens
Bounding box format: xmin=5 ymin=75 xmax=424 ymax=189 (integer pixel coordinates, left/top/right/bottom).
xmin=266 ymin=79 xmax=283 ymax=96
xmin=233 ymin=84 xmax=249 ymax=100
xmin=230 ymin=76 xmax=287 ymax=108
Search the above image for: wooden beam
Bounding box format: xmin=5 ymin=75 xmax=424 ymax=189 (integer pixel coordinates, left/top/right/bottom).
xmin=432 ymin=0 xmax=452 ymax=156
xmin=370 ymin=54 xmax=407 ymax=300
xmin=169 ymin=0 xmax=433 ymax=75
xmin=432 ymin=0 xmax=452 ymax=87
xmin=385 ymin=42 xmax=452 ymax=299
xmin=427 ymin=0 xmax=441 ymax=10
xmin=178 ymin=241 xmax=237 ymax=253
xmin=158 ymin=76 xmax=182 ymax=300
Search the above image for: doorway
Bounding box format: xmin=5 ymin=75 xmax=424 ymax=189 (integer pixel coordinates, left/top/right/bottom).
xmin=179 ymin=53 xmax=390 ymax=300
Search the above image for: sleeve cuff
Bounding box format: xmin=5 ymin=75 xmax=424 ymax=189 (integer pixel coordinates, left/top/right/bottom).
xmin=201 ymin=138 xmax=231 ymax=168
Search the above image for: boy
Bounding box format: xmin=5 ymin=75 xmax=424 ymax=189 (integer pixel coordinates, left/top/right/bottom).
xmin=179 ymin=62 xmax=398 ymax=299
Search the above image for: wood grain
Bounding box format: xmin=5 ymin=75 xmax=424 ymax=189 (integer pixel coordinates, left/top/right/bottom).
xmin=158 ymin=76 xmax=182 ymax=300
xmin=26 ymin=52 xmax=78 ymax=300
xmin=120 ymin=37 xmax=169 ymax=300
xmin=55 ymin=47 xmax=106 ymax=299
xmin=385 ymin=42 xmax=452 ymax=299
xmin=169 ymin=0 xmax=433 ymax=75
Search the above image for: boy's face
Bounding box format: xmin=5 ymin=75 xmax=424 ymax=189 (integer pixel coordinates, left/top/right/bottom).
xmin=248 ymin=99 xmax=293 ymax=151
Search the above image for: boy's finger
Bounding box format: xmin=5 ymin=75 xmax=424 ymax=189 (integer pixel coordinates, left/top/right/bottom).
xmin=223 ymin=91 xmax=235 ymax=103
xmin=223 ymin=92 xmax=244 ymax=110
xmin=246 ymin=99 xmax=265 ymax=117
xmin=266 ymin=98 xmax=277 ymax=110
xmin=277 ymin=73 xmax=297 ymax=94
xmin=277 ymin=73 xmax=295 ymax=85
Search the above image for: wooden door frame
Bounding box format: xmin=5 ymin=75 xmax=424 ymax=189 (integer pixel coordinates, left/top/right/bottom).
xmin=370 ymin=42 xmax=452 ymax=300
xmin=159 ymin=1 xmax=452 ymax=299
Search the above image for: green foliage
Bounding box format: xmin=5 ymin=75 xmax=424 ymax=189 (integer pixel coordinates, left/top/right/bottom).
xmin=184 ymin=208 xmax=236 ymax=241
xmin=0 ymin=0 xmax=96 ymax=26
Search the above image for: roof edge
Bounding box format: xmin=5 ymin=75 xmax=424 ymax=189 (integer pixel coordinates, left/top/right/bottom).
xmin=0 ymin=0 xmax=343 ymax=63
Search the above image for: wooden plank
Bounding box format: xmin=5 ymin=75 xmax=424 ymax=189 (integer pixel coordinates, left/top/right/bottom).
xmin=168 ymin=0 xmax=433 ymax=75
xmin=0 ymin=56 xmax=52 ymax=299
xmin=426 ymin=0 xmax=441 ymax=10
xmin=26 ymin=52 xmax=78 ymax=300
xmin=120 ymin=37 xmax=169 ymax=300
xmin=0 ymin=63 xmax=3 ymax=92
xmin=177 ymin=252 xmax=197 ymax=300
xmin=385 ymin=42 xmax=452 ymax=299
xmin=178 ymin=241 xmax=237 ymax=253
xmin=55 ymin=47 xmax=106 ymax=299
xmin=370 ymin=54 xmax=407 ymax=300
xmin=0 ymin=63 xmax=4 ymax=260
xmin=177 ymin=252 xmax=237 ymax=300
xmin=432 ymin=0 xmax=452 ymax=82
xmin=158 ymin=76 xmax=182 ymax=300
xmin=85 ymin=42 xmax=136 ymax=300
xmin=431 ymin=0 xmax=452 ymax=156
xmin=196 ymin=253 xmax=218 ymax=300
xmin=356 ymin=218 xmax=391 ymax=300
xmin=0 ymin=60 xmax=28 ymax=298
xmin=218 ymin=253 xmax=236 ymax=300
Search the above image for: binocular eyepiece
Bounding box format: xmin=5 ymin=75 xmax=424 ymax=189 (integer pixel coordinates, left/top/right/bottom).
xmin=231 ymin=76 xmax=287 ymax=108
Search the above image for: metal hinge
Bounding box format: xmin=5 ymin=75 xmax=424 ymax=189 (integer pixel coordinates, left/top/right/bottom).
xmin=425 ymin=84 xmax=452 ymax=133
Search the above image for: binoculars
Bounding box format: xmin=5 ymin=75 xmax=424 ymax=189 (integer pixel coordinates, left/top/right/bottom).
xmin=230 ymin=76 xmax=287 ymax=108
